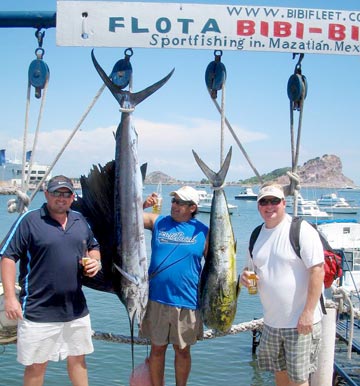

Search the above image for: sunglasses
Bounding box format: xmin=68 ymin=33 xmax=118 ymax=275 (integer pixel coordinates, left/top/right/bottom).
xmin=171 ymin=198 xmax=194 ymax=206
xmin=49 ymin=191 xmax=73 ymax=198
xmin=258 ymin=197 xmax=282 ymax=206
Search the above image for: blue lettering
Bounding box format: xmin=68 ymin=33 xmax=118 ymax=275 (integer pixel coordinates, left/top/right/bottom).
xmin=156 ymin=17 xmax=171 ymax=33
xmin=131 ymin=17 xmax=149 ymax=33
xmin=263 ymin=8 xmax=279 ymax=17
xmin=177 ymin=18 xmax=194 ymax=34
xmin=245 ymin=7 xmax=260 ymax=17
xmin=201 ymin=19 xmax=221 ymax=33
xmin=109 ymin=17 xmax=125 ymax=32
xmin=226 ymin=7 xmax=243 ymax=16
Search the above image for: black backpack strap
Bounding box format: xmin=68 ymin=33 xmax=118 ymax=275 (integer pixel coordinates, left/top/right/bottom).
xmin=289 ymin=216 xmax=303 ymax=258
xmin=249 ymin=224 xmax=263 ymax=258
xmin=290 ymin=216 xmax=327 ymax=315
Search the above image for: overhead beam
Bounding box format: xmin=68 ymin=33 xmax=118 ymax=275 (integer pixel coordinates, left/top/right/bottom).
xmin=0 ymin=11 xmax=56 ymax=29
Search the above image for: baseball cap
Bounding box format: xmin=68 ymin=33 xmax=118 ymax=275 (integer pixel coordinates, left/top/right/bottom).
xmin=47 ymin=175 xmax=74 ymax=193
xmin=257 ymin=184 xmax=285 ymax=202
xmin=169 ymin=186 xmax=200 ymax=206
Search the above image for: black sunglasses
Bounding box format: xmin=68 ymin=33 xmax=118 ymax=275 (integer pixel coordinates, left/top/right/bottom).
xmin=171 ymin=198 xmax=194 ymax=206
xmin=49 ymin=191 xmax=73 ymax=198
xmin=258 ymin=197 xmax=282 ymax=206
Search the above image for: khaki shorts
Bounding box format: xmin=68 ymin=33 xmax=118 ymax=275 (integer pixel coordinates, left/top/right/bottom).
xmin=140 ymin=300 xmax=203 ymax=349
xmin=17 ymin=315 xmax=94 ymax=366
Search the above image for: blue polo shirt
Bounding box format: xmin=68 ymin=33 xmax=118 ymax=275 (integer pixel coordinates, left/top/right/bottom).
xmin=0 ymin=204 xmax=100 ymax=322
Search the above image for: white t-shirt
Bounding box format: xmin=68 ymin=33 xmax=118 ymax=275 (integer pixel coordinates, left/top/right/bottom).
xmin=251 ymin=214 xmax=324 ymax=328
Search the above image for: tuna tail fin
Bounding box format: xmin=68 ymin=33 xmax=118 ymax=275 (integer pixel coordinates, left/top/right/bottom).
xmin=192 ymin=147 xmax=232 ymax=188
xmin=91 ymin=49 xmax=174 ymax=110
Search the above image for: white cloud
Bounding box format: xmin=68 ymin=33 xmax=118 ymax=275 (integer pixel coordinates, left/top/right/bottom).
xmin=0 ymin=116 xmax=267 ymax=181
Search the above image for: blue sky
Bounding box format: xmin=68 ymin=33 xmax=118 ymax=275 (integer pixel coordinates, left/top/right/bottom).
xmin=1 ymin=0 xmax=360 ymax=184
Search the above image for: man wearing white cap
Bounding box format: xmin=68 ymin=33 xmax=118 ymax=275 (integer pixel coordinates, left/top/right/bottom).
xmin=141 ymin=186 xmax=208 ymax=386
xmin=240 ymin=183 xmax=324 ymax=386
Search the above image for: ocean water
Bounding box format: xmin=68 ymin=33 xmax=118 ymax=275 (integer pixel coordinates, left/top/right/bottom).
xmin=0 ymin=185 xmax=359 ymax=386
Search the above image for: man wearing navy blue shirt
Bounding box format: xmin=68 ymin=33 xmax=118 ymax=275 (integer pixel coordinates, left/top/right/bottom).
xmin=1 ymin=175 xmax=101 ymax=386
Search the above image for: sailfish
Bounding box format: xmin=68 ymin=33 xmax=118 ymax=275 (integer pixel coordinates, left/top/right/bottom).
xmin=73 ymin=50 xmax=174 ymax=367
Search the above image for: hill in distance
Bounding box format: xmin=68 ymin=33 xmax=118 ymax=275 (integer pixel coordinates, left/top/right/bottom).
xmin=145 ymin=154 xmax=355 ymax=188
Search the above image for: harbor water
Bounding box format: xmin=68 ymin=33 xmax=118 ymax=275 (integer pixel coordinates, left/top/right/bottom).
xmin=1 ymin=185 xmax=359 ymax=386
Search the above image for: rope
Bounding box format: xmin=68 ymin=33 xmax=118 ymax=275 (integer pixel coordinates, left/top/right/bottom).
xmin=2 ymin=299 xmax=359 ymax=347
xmin=288 ymin=55 xmax=307 ymax=214
xmin=92 ymin=318 xmax=265 ymax=345
xmin=28 ymin=83 xmax=106 ymax=203
xmin=26 ymin=76 xmax=50 ymax=190
xmin=7 ymin=189 xmax=30 ymax=214
xmin=21 ymin=82 xmax=32 ymax=191
xmin=5 ymin=84 xmax=105 ymax=213
xmin=220 ymin=81 xmax=225 ymax=167
xmin=209 ymin=95 xmax=263 ymax=184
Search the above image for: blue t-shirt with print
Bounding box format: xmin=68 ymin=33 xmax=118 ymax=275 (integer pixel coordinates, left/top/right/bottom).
xmin=149 ymin=215 xmax=208 ymax=309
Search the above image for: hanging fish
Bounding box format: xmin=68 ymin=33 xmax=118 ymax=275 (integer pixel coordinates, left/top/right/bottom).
xmin=192 ymin=147 xmax=240 ymax=332
xmin=73 ymin=50 xmax=174 ymax=369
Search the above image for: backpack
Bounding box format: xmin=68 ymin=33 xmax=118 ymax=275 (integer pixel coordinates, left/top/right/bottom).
xmin=249 ymin=216 xmax=343 ymax=314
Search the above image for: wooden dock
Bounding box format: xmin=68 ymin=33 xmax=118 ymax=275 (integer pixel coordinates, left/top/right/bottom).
xmin=334 ymin=319 xmax=360 ymax=385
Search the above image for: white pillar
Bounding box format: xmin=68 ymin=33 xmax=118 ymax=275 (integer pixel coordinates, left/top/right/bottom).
xmin=310 ymin=308 xmax=337 ymax=386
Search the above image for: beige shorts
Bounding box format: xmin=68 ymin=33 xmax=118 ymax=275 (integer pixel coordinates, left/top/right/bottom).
xmin=17 ymin=314 xmax=94 ymax=366
xmin=140 ymin=300 xmax=203 ymax=349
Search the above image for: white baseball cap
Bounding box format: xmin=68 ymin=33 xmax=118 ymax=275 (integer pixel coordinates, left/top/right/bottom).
xmin=257 ymin=185 xmax=285 ymax=202
xmin=169 ymin=186 xmax=200 ymax=205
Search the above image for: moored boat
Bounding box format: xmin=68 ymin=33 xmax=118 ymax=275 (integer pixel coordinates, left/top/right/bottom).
xmin=317 ymin=193 xmax=354 ymax=206
xmin=197 ymin=189 xmax=237 ymax=215
xmin=234 ymin=187 xmax=257 ymax=201
xmin=323 ymin=199 xmax=360 ymax=215
xmin=286 ymin=200 xmax=332 ymax=221
xmin=316 ymin=220 xmax=360 ymax=385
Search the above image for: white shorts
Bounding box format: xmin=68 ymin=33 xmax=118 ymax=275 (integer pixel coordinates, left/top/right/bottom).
xmin=17 ymin=314 xmax=94 ymax=366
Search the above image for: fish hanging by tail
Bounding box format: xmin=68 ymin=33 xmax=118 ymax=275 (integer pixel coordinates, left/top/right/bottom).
xmin=192 ymin=147 xmax=241 ymax=332
xmin=74 ymin=50 xmax=174 ymax=369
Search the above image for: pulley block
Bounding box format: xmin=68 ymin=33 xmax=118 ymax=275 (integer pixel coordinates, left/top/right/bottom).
xmin=287 ymin=73 xmax=307 ymax=110
xmin=205 ymin=50 xmax=226 ymax=99
xmin=110 ymin=48 xmax=133 ymax=89
xmin=28 ymin=56 xmax=50 ymax=99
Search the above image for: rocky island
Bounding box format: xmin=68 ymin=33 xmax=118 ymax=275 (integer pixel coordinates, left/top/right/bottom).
xmin=145 ymin=154 xmax=356 ymax=188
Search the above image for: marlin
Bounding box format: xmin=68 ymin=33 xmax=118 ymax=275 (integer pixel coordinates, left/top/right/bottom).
xmin=75 ymin=51 xmax=174 ymax=367
xmin=192 ymin=147 xmax=241 ymax=333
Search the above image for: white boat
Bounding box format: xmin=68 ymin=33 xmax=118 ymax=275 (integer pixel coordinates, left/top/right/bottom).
xmin=286 ymin=193 xmax=317 ymax=207
xmin=197 ymin=190 xmax=237 ymax=215
xmin=322 ymin=199 xmax=360 ymax=215
xmin=338 ymin=186 xmax=360 ymax=192
xmin=317 ymin=220 xmax=360 ymax=296
xmin=234 ymin=187 xmax=257 ymax=201
xmin=317 ymin=193 xmax=353 ymax=206
xmin=287 ymin=201 xmax=332 ymax=221
xmin=0 ymin=149 xmax=51 ymax=185
xmin=317 ymin=220 xmax=360 ymax=371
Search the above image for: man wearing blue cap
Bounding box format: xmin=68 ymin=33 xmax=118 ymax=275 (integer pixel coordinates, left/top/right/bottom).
xmin=1 ymin=175 xmax=101 ymax=386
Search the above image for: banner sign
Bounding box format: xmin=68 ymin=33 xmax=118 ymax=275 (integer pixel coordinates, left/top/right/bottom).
xmin=56 ymin=1 xmax=360 ymax=55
